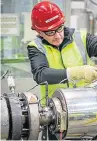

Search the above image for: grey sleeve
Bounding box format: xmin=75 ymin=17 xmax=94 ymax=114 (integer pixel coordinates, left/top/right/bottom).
xmin=27 ymin=46 xmax=67 ymax=84
xmin=86 ymin=33 xmax=97 ymax=57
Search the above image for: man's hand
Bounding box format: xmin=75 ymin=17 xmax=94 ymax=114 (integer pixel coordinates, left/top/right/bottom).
xmin=67 ymin=65 xmax=97 ymax=83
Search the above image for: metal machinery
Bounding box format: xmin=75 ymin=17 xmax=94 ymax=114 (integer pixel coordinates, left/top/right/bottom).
xmin=1 ymin=73 xmax=97 ymax=140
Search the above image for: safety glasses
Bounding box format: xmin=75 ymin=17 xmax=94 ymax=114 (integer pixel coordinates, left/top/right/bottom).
xmin=43 ymin=24 xmax=65 ymax=36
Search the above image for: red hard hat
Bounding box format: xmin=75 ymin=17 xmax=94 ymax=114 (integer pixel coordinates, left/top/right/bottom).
xmin=31 ymin=1 xmax=65 ymax=31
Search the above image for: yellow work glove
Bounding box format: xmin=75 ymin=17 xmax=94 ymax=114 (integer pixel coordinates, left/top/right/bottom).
xmin=67 ymin=65 xmax=97 ymax=83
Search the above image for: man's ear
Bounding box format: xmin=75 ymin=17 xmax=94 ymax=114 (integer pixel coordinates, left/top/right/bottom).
xmin=38 ymin=31 xmax=43 ymax=37
xmin=35 ymin=31 xmax=42 ymax=37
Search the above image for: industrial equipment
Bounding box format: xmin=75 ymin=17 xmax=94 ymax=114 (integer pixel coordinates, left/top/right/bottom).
xmin=1 ymin=73 xmax=97 ymax=140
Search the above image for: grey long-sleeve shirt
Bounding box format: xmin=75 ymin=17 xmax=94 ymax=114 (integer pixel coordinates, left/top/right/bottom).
xmin=27 ymin=27 xmax=97 ymax=84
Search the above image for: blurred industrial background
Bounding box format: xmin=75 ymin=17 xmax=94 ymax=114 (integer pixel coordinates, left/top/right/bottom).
xmin=1 ymin=0 xmax=97 ymax=95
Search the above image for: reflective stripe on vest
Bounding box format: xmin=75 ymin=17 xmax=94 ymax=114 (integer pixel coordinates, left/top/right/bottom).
xmin=34 ymin=38 xmax=46 ymax=55
xmin=73 ymin=31 xmax=87 ymax=65
xmin=28 ymin=30 xmax=94 ymax=106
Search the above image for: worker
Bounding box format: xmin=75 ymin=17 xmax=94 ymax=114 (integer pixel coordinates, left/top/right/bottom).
xmin=27 ymin=1 xmax=97 ymax=139
xmin=27 ymin=1 xmax=97 ymax=105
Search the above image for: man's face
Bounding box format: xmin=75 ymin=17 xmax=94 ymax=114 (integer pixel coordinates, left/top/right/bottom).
xmin=39 ymin=24 xmax=64 ymax=47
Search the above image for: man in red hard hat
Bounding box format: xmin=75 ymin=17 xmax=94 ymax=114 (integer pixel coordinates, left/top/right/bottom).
xmin=28 ymin=0 xmax=97 ymax=102
xmin=27 ymin=1 xmax=97 ymax=139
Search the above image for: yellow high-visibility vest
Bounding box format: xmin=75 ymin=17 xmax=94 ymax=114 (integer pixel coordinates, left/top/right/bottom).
xmin=28 ymin=30 xmax=94 ymax=106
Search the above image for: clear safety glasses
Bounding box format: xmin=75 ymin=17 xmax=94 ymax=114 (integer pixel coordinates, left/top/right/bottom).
xmin=43 ymin=24 xmax=65 ymax=36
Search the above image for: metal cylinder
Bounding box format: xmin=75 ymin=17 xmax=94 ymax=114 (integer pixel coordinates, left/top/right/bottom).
xmin=53 ymin=87 xmax=97 ymax=139
xmin=39 ymin=107 xmax=54 ymax=126
xmin=23 ymin=92 xmax=40 ymax=140
xmin=1 ymin=97 xmax=9 ymax=139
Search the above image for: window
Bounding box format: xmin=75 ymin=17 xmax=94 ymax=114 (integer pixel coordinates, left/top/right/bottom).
xmin=1 ymin=0 xmax=38 ymax=78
